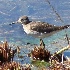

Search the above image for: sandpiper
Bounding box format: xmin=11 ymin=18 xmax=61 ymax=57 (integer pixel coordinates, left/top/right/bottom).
xmin=14 ymin=16 xmax=70 ymax=38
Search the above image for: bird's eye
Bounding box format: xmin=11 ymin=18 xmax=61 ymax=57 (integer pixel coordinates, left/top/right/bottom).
xmin=21 ymin=19 xmax=24 ymax=21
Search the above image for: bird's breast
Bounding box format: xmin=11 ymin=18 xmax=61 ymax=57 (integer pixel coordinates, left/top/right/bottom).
xmin=22 ymin=24 xmax=52 ymax=38
xmin=22 ymin=24 xmax=38 ymax=34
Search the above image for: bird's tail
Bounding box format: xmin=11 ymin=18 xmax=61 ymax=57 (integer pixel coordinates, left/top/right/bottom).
xmin=64 ymin=25 xmax=70 ymax=29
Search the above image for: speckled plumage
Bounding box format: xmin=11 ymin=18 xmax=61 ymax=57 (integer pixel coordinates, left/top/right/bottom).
xmin=17 ymin=16 xmax=70 ymax=38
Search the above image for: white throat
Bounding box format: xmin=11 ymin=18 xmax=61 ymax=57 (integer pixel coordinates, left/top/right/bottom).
xmin=22 ymin=24 xmax=38 ymax=35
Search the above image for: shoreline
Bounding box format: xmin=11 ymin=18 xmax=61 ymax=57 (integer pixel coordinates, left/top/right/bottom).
xmin=0 ymin=40 xmax=70 ymax=70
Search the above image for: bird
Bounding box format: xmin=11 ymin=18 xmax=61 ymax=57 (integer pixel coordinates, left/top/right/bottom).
xmin=14 ymin=16 xmax=70 ymax=38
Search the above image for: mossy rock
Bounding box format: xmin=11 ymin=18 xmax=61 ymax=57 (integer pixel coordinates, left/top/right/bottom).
xmin=31 ymin=60 xmax=50 ymax=69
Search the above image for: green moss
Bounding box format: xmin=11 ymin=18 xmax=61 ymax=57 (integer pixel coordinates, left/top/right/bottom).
xmin=31 ymin=60 xmax=50 ymax=68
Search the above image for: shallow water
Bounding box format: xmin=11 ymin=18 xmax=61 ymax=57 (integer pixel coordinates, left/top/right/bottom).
xmin=0 ymin=0 xmax=70 ymax=63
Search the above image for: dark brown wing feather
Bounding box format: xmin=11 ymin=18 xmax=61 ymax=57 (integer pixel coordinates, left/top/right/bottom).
xmin=30 ymin=21 xmax=66 ymax=33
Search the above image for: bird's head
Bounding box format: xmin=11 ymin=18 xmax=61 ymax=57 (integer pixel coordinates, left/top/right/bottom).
xmin=17 ymin=16 xmax=30 ymax=25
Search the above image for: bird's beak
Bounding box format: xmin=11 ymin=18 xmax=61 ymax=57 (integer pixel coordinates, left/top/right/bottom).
xmin=12 ymin=21 xmax=18 ymax=24
xmin=9 ymin=21 xmax=18 ymax=25
xmin=9 ymin=19 xmax=22 ymax=25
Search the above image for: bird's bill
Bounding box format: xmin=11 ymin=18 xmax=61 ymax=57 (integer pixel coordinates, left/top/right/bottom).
xmin=9 ymin=19 xmax=21 ymax=25
xmin=11 ymin=20 xmax=21 ymax=24
xmin=12 ymin=21 xmax=18 ymax=24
